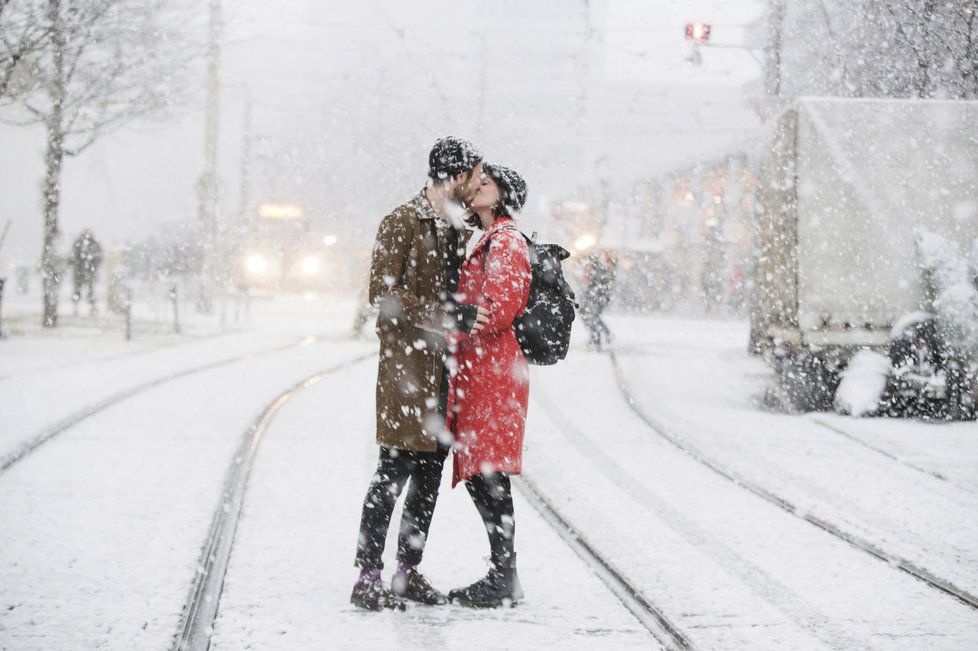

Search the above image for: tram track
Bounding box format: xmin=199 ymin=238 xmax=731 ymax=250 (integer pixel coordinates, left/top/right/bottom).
xmin=808 ymin=415 xmax=952 ymax=483
xmin=0 ymin=336 xmax=337 ymax=475
xmin=607 ymin=349 xmax=978 ymax=612
xmin=514 ymin=474 xmax=693 ymax=650
xmin=607 ymin=338 xmax=954 ymax=485
xmin=0 ymin=329 xmax=242 ymax=385
xmin=171 ymin=350 xmax=690 ymax=650
xmin=172 ymin=353 xmax=374 ymax=651
xmin=529 ymin=388 xmax=871 ymax=649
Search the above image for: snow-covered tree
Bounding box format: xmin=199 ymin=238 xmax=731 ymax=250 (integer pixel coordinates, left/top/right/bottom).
xmin=0 ymin=0 xmax=200 ymax=326
xmin=781 ymin=1 xmax=978 ymax=99
xmin=917 ymin=231 xmax=978 ymax=362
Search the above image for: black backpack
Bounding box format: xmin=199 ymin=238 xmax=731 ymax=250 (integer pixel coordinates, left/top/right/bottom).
xmin=483 ymin=228 xmax=577 ymax=365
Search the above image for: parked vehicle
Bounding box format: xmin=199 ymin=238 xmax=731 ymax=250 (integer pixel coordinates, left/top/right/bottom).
xmin=750 ymin=98 xmax=978 ymax=418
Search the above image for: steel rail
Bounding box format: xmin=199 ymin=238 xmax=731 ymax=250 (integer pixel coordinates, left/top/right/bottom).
xmin=0 ymin=336 xmax=328 ymax=474
xmin=172 ymin=353 xmax=374 ymax=651
xmin=514 ymin=473 xmax=694 ymax=650
xmin=607 ymin=350 xmax=978 ymax=611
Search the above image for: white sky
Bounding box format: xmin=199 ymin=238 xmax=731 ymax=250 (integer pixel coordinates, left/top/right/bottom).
xmin=0 ymin=0 xmax=765 ymax=265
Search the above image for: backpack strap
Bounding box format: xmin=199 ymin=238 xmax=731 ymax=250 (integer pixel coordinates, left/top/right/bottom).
xmin=480 ymin=225 xmax=522 ymax=272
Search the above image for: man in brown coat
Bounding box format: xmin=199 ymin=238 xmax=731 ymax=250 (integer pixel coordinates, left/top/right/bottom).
xmin=351 ymin=137 xmax=488 ymax=611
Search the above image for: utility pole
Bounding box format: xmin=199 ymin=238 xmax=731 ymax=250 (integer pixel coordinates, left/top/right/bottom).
xmin=765 ymin=0 xmax=785 ymax=97
xmin=578 ymin=0 xmax=592 ymax=149
xmin=237 ymin=92 xmax=252 ymax=223
xmin=580 ymin=0 xmax=609 ymax=236
xmin=476 ymin=32 xmax=488 ymax=140
xmin=196 ymin=0 xmax=221 ymax=313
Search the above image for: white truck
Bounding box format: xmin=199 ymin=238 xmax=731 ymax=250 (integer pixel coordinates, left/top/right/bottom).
xmin=750 ymin=97 xmax=978 ymax=417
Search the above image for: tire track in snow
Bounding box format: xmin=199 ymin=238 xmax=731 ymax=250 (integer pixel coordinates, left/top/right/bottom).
xmin=0 ymin=336 xmax=332 ymax=475
xmin=607 ymin=350 xmax=978 ymax=612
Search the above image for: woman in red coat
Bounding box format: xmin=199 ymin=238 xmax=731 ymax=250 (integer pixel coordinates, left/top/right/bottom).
xmin=445 ymin=163 xmax=531 ymax=608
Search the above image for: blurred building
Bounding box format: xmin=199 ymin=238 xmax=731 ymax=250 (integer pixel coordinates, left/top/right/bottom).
xmin=553 ymin=150 xmax=756 ymax=315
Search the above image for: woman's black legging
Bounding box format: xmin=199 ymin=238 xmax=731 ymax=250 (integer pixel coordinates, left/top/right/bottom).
xmin=465 ymin=472 xmax=515 ymax=570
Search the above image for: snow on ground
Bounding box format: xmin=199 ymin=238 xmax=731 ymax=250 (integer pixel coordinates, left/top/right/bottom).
xmin=526 ymin=338 xmax=978 ymax=648
xmin=605 ymin=314 xmax=978 ymax=603
xmin=0 ymin=337 xmax=374 ymax=648
xmin=0 ymin=294 xmax=359 ymax=461
xmin=211 ymin=359 xmax=652 ymax=649
xmin=1 ymin=300 xmax=976 ymax=649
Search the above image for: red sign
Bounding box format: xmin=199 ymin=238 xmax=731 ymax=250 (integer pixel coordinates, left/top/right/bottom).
xmin=685 ymin=22 xmax=711 ymax=42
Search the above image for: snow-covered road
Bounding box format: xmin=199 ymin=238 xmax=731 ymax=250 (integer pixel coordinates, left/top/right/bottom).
xmin=1 ymin=302 xmax=976 ymax=650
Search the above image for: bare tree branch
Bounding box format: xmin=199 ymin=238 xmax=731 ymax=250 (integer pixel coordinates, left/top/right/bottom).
xmin=0 ymin=2 xmax=51 ymax=101
xmin=881 ymin=2 xmax=933 ymax=97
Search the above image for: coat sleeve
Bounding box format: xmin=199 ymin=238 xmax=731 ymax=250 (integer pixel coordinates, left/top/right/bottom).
xmin=368 ymin=210 xmax=449 ymax=330
xmin=480 ymin=232 xmax=531 ymax=335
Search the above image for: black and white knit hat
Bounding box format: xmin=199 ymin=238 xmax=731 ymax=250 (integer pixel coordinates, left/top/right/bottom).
xmin=428 ymin=136 xmax=483 ymax=181
xmin=483 ymin=163 xmax=527 ymax=213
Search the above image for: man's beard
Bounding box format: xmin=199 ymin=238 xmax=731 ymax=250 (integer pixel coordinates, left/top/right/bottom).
xmin=451 ymin=182 xmax=472 ymax=207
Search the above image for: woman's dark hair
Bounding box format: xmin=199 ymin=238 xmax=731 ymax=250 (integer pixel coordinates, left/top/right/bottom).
xmin=463 ymin=198 xmax=509 ymax=228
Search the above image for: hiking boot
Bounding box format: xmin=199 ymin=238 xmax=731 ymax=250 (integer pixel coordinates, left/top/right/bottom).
xmin=448 ymin=566 xmax=523 ymax=608
xmin=350 ymin=574 xmax=406 ymax=612
xmin=391 ymin=566 xmax=447 ymax=605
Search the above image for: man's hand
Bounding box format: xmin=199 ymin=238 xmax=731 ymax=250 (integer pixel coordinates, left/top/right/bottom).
xmin=469 ymin=306 xmax=490 ymax=334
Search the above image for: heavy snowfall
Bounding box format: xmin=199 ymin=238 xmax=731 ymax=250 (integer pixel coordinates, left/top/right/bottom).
xmin=1 ymin=1 xmax=977 ymax=650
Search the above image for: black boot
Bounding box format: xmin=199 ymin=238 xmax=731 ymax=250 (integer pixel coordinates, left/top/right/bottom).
xmin=391 ymin=566 xmax=447 ymax=605
xmin=448 ymin=564 xmax=523 ymax=608
xmin=350 ymin=574 xmax=406 ymax=612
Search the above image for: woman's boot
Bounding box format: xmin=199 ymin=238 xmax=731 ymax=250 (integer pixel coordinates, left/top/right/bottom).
xmin=448 ymin=556 xmax=523 ymax=608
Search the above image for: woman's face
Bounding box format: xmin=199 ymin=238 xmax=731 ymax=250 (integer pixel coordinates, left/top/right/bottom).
xmin=469 ymin=173 xmax=500 ymax=212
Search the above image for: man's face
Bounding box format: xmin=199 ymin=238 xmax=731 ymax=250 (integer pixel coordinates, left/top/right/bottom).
xmin=452 ymin=161 xmax=484 ymax=206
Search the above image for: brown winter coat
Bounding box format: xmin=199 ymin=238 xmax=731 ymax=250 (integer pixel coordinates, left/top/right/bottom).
xmin=369 ymin=190 xmax=472 ymax=452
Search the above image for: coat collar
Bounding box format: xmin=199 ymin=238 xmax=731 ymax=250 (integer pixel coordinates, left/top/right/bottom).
xmin=414 ymin=188 xmax=441 ymax=222
xmin=466 ymin=216 xmax=516 ymax=261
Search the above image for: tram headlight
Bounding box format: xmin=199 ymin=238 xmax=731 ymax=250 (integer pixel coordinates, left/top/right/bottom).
xmin=245 ymin=253 xmax=268 ymax=275
xmin=574 ymin=233 xmax=597 ymax=253
xmin=301 ymin=255 xmax=321 ymax=275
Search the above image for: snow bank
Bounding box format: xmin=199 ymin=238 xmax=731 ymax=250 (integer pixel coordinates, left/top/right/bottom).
xmin=917 ymin=232 xmax=978 ymax=360
xmin=834 ymin=350 xmax=890 ymax=417
xmin=890 ymin=310 xmax=932 ymax=340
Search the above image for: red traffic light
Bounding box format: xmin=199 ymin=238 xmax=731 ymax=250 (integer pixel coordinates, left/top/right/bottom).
xmin=685 ymin=22 xmax=711 ymax=42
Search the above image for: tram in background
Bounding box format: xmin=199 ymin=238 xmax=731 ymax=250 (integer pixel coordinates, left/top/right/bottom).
xmin=232 ymin=202 xmax=338 ymax=293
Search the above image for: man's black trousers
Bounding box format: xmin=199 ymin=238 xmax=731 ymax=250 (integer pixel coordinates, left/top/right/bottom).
xmin=354 ymin=445 xmax=448 ymax=571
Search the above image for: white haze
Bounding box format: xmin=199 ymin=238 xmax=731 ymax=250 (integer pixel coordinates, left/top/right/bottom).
xmin=0 ymin=0 xmax=763 ymax=264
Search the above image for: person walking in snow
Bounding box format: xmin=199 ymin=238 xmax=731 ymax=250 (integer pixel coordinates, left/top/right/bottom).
xmin=71 ymin=229 xmax=103 ymax=316
xmin=351 ymin=137 xmax=488 ymax=611
xmin=580 ymin=249 xmax=616 ymax=350
xmin=445 ymin=163 xmax=532 ymax=608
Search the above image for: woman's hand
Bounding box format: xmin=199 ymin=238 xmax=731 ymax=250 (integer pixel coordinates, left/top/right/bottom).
xmin=469 ymin=306 xmax=490 ymax=334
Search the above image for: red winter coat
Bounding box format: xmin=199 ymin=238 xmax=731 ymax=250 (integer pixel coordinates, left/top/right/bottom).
xmin=446 ymin=217 xmax=532 ymax=487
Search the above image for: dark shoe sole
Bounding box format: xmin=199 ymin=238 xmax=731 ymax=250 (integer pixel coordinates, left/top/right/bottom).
xmin=351 ymin=599 xmax=407 ymax=612
xmin=448 ymin=595 xmax=518 ymax=609
xmin=393 ymin=592 xmax=447 ymax=606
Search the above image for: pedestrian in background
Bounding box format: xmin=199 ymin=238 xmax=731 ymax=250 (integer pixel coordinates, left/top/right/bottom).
xmin=71 ymin=229 xmax=103 ymax=316
xmin=581 ymin=249 xmax=617 ymax=350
